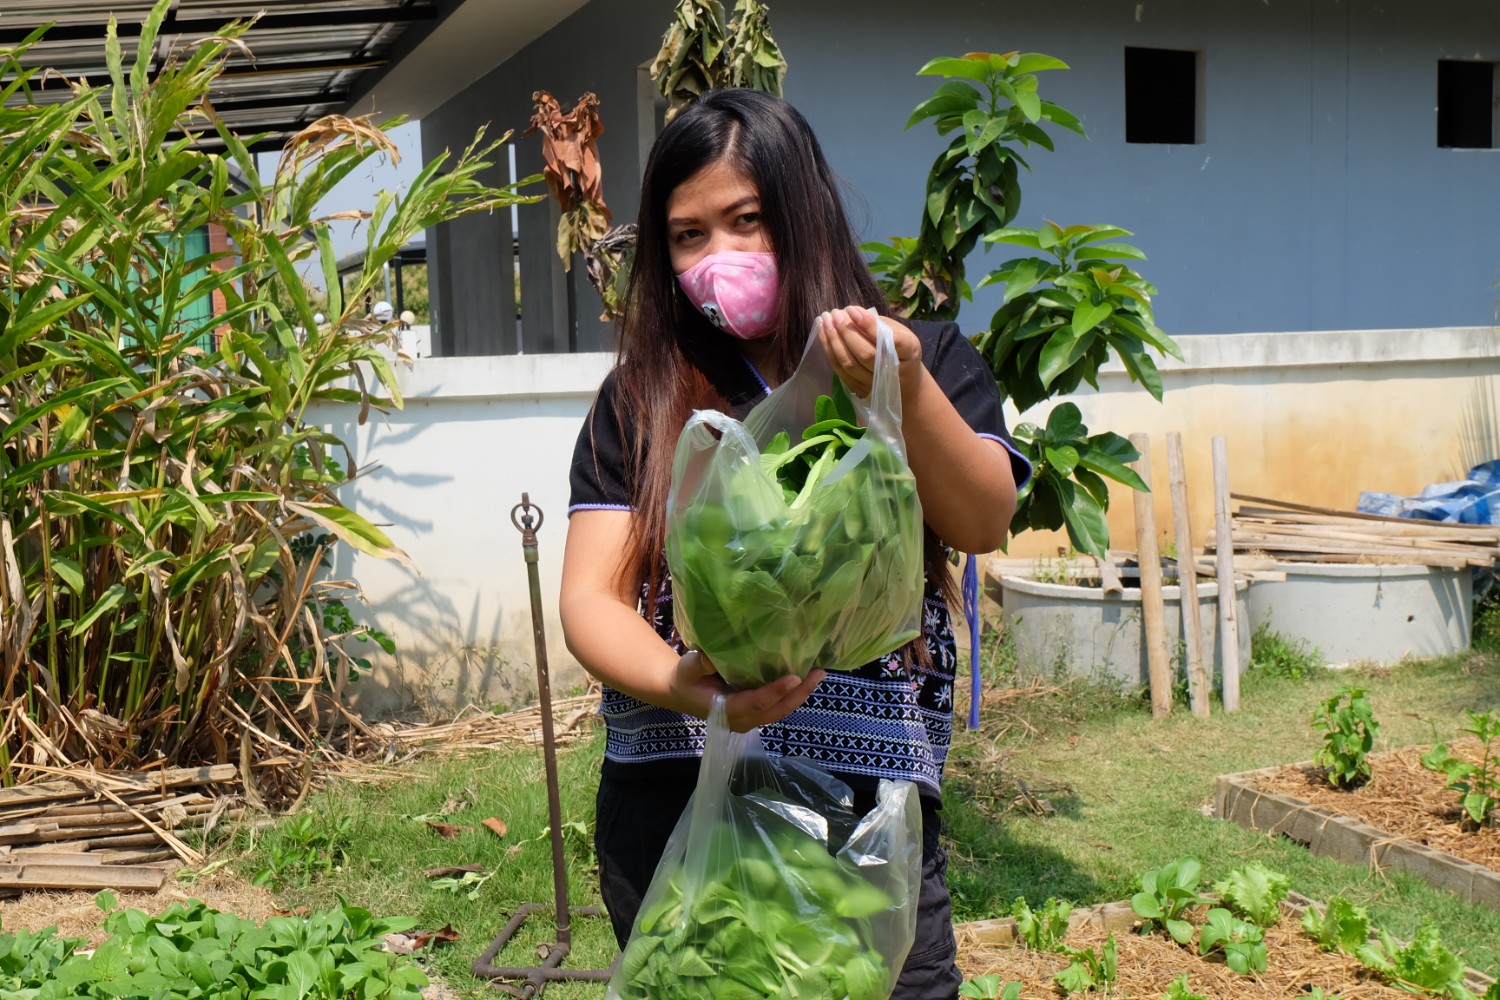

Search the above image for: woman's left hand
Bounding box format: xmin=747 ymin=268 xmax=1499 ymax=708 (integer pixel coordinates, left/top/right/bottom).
xmin=817 ymin=305 xmax=924 ymax=399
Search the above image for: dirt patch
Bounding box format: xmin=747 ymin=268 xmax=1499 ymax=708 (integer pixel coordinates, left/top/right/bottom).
xmin=0 ymin=867 xmax=279 ymax=944
xmin=956 ymin=918 xmax=1423 ymax=999
xmin=1250 ymin=741 xmax=1500 ymax=872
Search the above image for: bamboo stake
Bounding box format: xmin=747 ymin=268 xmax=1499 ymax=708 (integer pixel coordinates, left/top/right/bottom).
xmin=1212 ymin=437 xmax=1241 ymax=712
xmin=1129 ymin=434 xmax=1172 ymax=719
xmin=1166 ymin=433 xmax=1209 ymax=718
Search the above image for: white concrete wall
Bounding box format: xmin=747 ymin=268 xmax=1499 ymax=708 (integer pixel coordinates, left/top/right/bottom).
xmin=317 ymin=326 xmax=1500 ymax=715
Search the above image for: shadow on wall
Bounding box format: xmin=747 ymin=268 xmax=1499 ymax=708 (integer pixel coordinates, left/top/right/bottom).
xmin=1458 ymin=373 xmax=1500 ymax=480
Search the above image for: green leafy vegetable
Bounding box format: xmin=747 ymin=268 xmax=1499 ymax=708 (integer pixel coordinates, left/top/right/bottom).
xmin=668 ymin=379 xmax=923 ymax=688
xmin=1419 ymin=710 xmax=1500 ymax=829
xmin=1161 ymin=973 xmax=1209 ymax=1000
xmin=1301 ymin=896 xmax=1371 ymax=954
xmin=1212 ymin=861 xmax=1289 ymax=927
xmin=960 ymin=975 xmax=1022 ymax=1000
xmin=1355 ymin=923 xmax=1466 ymax=995
xmin=1052 ymin=933 xmax=1117 ymax=994
xmin=1131 ymin=857 xmax=1207 ymax=944
xmin=1198 ymin=907 xmax=1268 ymax=976
xmin=1312 ymin=686 xmax=1380 ymax=789
xmin=612 ymin=810 xmax=901 ymax=1000
xmin=0 ymin=901 xmax=426 ymax=999
xmin=1011 ymin=895 xmax=1072 ymax=952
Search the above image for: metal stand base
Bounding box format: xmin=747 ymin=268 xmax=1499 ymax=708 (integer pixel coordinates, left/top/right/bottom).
xmin=471 ymin=903 xmax=613 ymax=998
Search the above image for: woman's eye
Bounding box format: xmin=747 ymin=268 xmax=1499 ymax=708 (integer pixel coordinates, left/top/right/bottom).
xmin=737 ymin=212 xmax=760 ymax=227
xmin=673 ymin=228 xmax=703 ymax=243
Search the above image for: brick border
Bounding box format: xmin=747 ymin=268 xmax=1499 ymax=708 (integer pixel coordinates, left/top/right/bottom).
xmin=1215 ymin=763 xmax=1500 ymax=911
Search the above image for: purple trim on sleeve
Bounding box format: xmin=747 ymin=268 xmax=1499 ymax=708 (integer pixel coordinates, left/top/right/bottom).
xmin=738 ymin=353 xmax=773 ymax=397
xmin=979 ymin=432 xmax=1034 ymax=490
xmin=567 ymin=503 xmax=634 ymax=517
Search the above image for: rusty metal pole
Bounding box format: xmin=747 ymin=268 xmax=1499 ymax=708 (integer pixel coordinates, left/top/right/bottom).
xmin=512 ymin=493 xmax=572 ymax=943
xmin=472 ymin=495 xmax=610 ymax=996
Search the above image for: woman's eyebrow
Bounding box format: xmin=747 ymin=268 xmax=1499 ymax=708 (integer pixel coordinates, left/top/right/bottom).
xmin=668 ymin=194 xmax=759 ymax=227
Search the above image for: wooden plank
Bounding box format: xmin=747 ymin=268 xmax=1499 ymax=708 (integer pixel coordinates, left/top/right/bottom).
xmin=1129 ymin=433 xmax=1173 ymax=720
xmin=0 ymin=852 xmax=106 ymax=866
xmin=1167 ymin=433 xmax=1209 ymax=719
xmin=0 ymin=862 xmax=166 ymax=891
xmin=1097 ymin=551 xmax=1123 ymax=595
xmin=1232 ymin=492 xmax=1500 ymax=532
xmin=1213 ymin=437 xmax=1241 ymax=713
xmin=0 ymin=764 xmax=236 ymax=811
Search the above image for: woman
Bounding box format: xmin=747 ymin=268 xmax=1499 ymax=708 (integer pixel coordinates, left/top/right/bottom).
xmin=560 ymin=87 xmax=1029 ymax=997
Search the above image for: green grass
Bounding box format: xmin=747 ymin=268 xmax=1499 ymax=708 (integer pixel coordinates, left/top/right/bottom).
xmin=226 ymin=642 xmax=1500 ymax=994
xmin=942 ymin=641 xmax=1500 ymax=977
xmin=232 ymin=737 xmax=616 ymax=999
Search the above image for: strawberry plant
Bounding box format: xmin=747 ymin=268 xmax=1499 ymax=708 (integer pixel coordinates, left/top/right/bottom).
xmin=1355 ymin=923 xmax=1466 ymax=995
xmin=1212 ymin=861 xmax=1289 ymax=927
xmin=1198 ymin=908 xmax=1268 ymax=975
xmin=1312 ymin=686 xmax=1380 ymax=789
xmin=1011 ymin=895 xmax=1072 ymax=952
xmin=1131 ymin=857 xmax=1208 ymax=944
xmin=1301 ymin=896 xmax=1371 ymax=954
xmin=1420 ymin=709 xmax=1500 ymax=829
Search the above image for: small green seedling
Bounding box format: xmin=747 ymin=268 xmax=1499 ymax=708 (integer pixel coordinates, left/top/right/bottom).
xmin=1212 ymin=861 xmax=1289 ymax=927
xmin=1198 ymin=908 xmax=1267 ymax=975
xmin=1420 ymin=709 xmax=1500 ymax=829
xmin=1011 ymin=896 xmax=1072 ymax=952
xmin=1161 ymin=973 xmax=1209 ymax=1000
xmin=1052 ymin=933 xmax=1117 ymax=995
xmin=1300 ymin=896 xmax=1371 ymax=954
xmin=1312 ymin=686 xmax=1380 ymax=789
xmin=1131 ymin=857 xmax=1208 ymax=944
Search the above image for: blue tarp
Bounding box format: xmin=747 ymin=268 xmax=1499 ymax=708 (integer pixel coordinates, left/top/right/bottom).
xmin=1358 ymin=460 xmax=1500 ymax=525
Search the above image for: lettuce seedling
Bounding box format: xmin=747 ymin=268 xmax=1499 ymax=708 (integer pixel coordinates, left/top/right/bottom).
xmin=1198 ymin=907 xmax=1268 ymax=976
xmin=1212 ymin=861 xmax=1289 ymax=927
xmin=1301 ymin=896 xmax=1370 ymax=954
xmin=1131 ymin=857 xmax=1208 ymax=944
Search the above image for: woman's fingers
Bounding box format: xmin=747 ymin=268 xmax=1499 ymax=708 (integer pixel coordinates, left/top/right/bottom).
xmin=819 ymin=311 xmax=875 ymax=396
xmin=724 ymin=669 xmax=827 ymax=731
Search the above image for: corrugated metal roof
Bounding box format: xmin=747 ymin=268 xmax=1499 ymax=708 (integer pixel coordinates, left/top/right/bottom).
xmin=0 ymin=0 xmax=438 ymax=149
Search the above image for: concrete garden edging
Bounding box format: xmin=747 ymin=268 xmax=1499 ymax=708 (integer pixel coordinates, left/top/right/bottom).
xmin=1215 ymin=763 xmax=1500 ymax=911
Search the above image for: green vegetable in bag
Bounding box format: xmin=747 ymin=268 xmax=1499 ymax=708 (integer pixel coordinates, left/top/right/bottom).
xmin=612 ymin=812 xmax=899 ymax=1000
xmin=667 ymin=378 xmax=921 ymax=688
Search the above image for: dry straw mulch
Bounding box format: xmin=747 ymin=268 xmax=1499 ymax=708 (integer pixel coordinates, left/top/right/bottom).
xmin=956 ymin=918 xmax=1421 ymax=1000
xmin=1251 ymin=740 xmax=1500 ymax=872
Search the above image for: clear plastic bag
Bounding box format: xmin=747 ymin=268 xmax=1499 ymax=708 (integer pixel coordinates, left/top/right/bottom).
xmin=665 ymin=320 xmax=925 ymax=689
xmin=606 ymin=697 xmax=922 ymax=1000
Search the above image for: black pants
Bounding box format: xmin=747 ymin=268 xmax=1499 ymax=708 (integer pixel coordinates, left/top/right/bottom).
xmin=595 ymin=771 xmax=963 ymax=1000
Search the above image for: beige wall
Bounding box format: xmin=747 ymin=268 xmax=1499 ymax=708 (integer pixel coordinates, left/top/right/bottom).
xmin=1004 ymin=327 xmax=1500 ymax=559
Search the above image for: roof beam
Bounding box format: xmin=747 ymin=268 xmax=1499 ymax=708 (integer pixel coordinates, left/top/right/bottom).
xmin=11 ymin=57 xmax=386 ymax=90
xmin=0 ymin=8 xmax=435 ymax=46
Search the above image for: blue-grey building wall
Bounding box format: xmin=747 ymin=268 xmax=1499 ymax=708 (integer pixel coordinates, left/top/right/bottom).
xmin=422 ymin=0 xmax=1500 ymax=354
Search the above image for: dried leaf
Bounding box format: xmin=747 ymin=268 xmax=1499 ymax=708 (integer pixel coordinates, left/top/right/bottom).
xmin=481 ymin=817 xmax=508 ymax=838
xmin=425 ymin=821 xmax=468 ymax=839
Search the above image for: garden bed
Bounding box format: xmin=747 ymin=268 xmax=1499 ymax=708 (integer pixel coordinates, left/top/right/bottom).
xmin=1216 ymin=742 xmax=1500 ymax=910
xmin=954 ymin=894 xmax=1495 ymax=999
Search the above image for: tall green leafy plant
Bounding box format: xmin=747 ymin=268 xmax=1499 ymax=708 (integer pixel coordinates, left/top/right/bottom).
xmin=868 ymin=52 xmax=1182 ymax=556
xmin=0 ymin=5 xmax=536 ymax=774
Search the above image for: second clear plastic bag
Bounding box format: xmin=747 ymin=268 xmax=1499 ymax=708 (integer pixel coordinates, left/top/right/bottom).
xmin=606 ymin=697 xmax=923 ymax=1000
xmin=664 ymin=320 xmax=925 ymax=689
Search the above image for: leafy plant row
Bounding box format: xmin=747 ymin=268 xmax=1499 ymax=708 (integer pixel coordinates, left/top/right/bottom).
xmin=961 ymin=856 xmax=1500 ymax=1000
xmin=0 ymin=900 xmax=427 ymax=998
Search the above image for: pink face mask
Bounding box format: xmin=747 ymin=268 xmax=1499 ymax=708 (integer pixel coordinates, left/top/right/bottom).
xmin=676 ymin=250 xmax=779 ymax=340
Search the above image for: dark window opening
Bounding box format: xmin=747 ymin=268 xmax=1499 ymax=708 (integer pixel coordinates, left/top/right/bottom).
xmin=1125 ymin=47 xmax=1199 ymax=145
xmin=1437 ymin=59 xmax=1495 ymax=149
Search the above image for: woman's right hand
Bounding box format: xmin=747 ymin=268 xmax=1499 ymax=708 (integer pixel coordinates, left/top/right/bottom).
xmin=672 ymin=650 xmax=826 ymax=732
